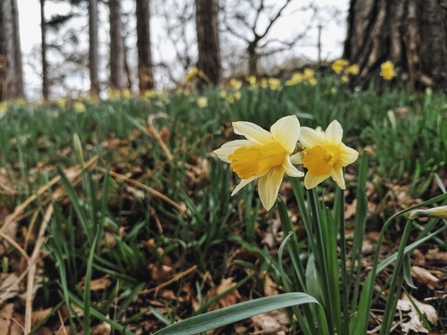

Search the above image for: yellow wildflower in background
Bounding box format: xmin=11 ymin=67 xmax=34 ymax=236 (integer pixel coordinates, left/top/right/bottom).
xmin=230 ymin=78 xmax=243 ymax=90
xmin=260 ymin=78 xmax=268 ymax=88
xmin=341 ymin=75 xmax=349 ymax=83
xmin=233 ymin=91 xmax=241 ymax=100
xmin=214 ymin=115 xmax=304 ymax=210
xmin=308 ymin=78 xmax=317 ymax=86
xmin=291 ymin=120 xmax=358 ymax=189
xmin=303 ymin=68 xmax=315 ymax=80
xmin=380 ymin=61 xmax=395 ymax=80
xmin=220 ymin=91 xmax=227 ymax=99
xmin=56 ymin=98 xmax=66 ymax=107
xmin=246 ymin=75 xmax=257 ymax=86
xmin=73 ymin=102 xmax=85 ymax=113
xmin=0 ymin=101 xmax=9 ymax=117
xmin=143 ymin=90 xmax=157 ymax=99
xmin=285 ymin=72 xmax=303 ymax=86
xmin=197 ymin=97 xmax=208 ymax=108
xmin=122 ymin=88 xmax=132 ymax=99
xmin=108 ymin=89 xmax=120 ymax=100
xmin=332 ymin=59 xmax=349 ymax=74
xmin=346 ymin=64 xmax=359 ymax=75
xmin=268 ymin=78 xmax=281 ymax=90
xmin=186 ymin=67 xmax=199 ymax=82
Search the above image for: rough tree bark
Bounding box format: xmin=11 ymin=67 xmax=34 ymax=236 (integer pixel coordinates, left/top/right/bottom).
xmin=89 ymin=0 xmax=100 ymax=97
xmin=109 ymin=0 xmax=125 ymax=91
xmin=0 ymin=0 xmax=16 ymax=101
xmin=40 ymin=0 xmax=49 ymax=101
xmin=11 ymin=0 xmax=23 ymax=98
xmin=136 ymin=0 xmax=155 ymax=92
xmin=344 ymin=0 xmax=447 ymax=91
xmin=195 ymin=0 xmax=222 ymax=89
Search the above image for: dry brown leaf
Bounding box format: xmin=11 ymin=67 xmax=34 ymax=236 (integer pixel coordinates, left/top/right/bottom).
xmin=0 ymin=273 xmax=20 ymax=304
xmin=411 ymin=266 xmax=440 ymax=289
xmin=78 ymin=275 xmax=112 ymax=291
xmin=31 ymin=307 xmax=53 ymax=327
xmin=91 ymin=322 xmax=112 ymax=335
xmin=397 ymin=294 xmax=438 ymax=334
xmin=425 ymin=248 xmax=447 ymax=266
xmin=208 ymin=277 xmax=242 ymax=311
xmin=263 ymin=274 xmax=279 ymax=296
xmin=252 ymin=309 xmax=289 ymax=335
xmin=345 ymin=199 xmax=356 ymax=220
xmin=149 ymin=263 xmax=173 ymax=284
xmin=0 ymin=303 xmax=23 ymax=335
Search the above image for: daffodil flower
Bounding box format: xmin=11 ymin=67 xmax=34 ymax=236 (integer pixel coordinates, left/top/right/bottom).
xmin=291 ymin=120 xmax=358 ymax=189
xmin=380 ymin=61 xmax=395 ymax=80
xmin=214 ymin=115 xmax=304 ymax=210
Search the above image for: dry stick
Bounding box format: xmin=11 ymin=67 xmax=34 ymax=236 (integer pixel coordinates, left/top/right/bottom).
xmin=138 ymin=265 xmax=197 ymax=297
xmin=147 ymin=113 xmax=174 ymax=165
xmin=0 ymin=230 xmax=29 ymax=261
xmin=24 ymin=204 xmax=54 ymax=334
xmin=93 ymin=166 xmax=184 ymax=214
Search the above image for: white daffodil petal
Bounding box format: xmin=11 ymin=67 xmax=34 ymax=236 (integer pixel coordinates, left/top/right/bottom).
xmin=213 ymin=140 xmax=252 ymax=163
xmin=270 ymin=115 xmax=300 ymax=152
xmin=304 ymin=173 xmax=329 ymax=189
xmin=331 ymin=167 xmax=346 ymax=189
xmin=340 ymin=146 xmax=359 ymax=166
xmin=283 ymin=158 xmax=304 ymax=177
xmin=231 ymin=176 xmax=259 ymax=196
xmin=290 ymin=152 xmax=304 ymax=164
xmin=299 ymin=127 xmax=324 ymax=148
xmin=233 ymin=121 xmax=273 ymax=145
xmin=258 ymin=166 xmax=284 ymax=210
xmin=325 ymin=120 xmax=343 ymax=142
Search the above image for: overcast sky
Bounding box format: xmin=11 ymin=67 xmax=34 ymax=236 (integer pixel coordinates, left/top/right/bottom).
xmin=17 ymin=0 xmax=349 ymax=99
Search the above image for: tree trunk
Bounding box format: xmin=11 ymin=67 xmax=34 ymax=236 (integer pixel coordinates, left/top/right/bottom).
xmin=11 ymin=0 xmax=23 ymax=99
xmin=89 ymin=0 xmax=100 ymax=98
xmin=0 ymin=0 xmax=16 ymax=101
xmin=109 ymin=0 xmax=125 ymax=91
xmin=344 ymin=0 xmax=447 ymax=91
xmin=247 ymin=42 xmax=259 ymax=76
xmin=195 ymin=0 xmax=222 ymax=89
xmin=40 ymin=0 xmax=49 ymax=101
xmin=136 ymin=0 xmax=154 ymax=93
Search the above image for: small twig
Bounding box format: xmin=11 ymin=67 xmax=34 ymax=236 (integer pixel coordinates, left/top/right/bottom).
xmin=138 ymin=265 xmax=197 ymax=296
xmin=0 ymin=229 xmax=29 ymax=262
xmin=93 ymin=166 xmax=185 ymax=214
xmin=24 ymin=204 xmax=54 ymax=334
xmin=147 ymin=113 xmax=174 ymax=165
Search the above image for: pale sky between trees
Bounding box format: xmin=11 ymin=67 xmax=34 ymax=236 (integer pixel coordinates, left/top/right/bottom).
xmin=17 ymin=0 xmax=349 ymax=99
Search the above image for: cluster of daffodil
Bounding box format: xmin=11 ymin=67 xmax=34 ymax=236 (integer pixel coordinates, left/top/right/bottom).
xmin=185 ymin=66 xmax=211 ymax=86
xmin=285 ymin=68 xmax=317 ymax=86
xmin=218 ymin=78 xmax=243 ymax=104
xmin=214 ymin=115 xmax=358 ymax=210
xmin=331 ymin=59 xmax=359 ymax=83
xmin=107 ymin=88 xmax=135 ymax=101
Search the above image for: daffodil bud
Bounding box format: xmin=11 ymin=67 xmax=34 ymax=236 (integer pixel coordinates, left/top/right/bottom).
xmin=73 ymin=133 xmax=85 ymax=168
xmin=409 ymin=206 xmax=447 ymax=220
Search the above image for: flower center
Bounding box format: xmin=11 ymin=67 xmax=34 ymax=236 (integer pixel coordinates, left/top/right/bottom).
xmin=302 ymin=144 xmax=340 ymax=176
xmin=228 ymin=142 xmax=287 ymax=179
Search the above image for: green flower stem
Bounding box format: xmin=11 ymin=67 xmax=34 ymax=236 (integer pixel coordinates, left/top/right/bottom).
xmin=335 ymin=186 xmax=350 ymax=335
xmin=379 ymin=220 xmax=413 ymax=335
xmin=309 ymin=188 xmax=339 ymax=334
